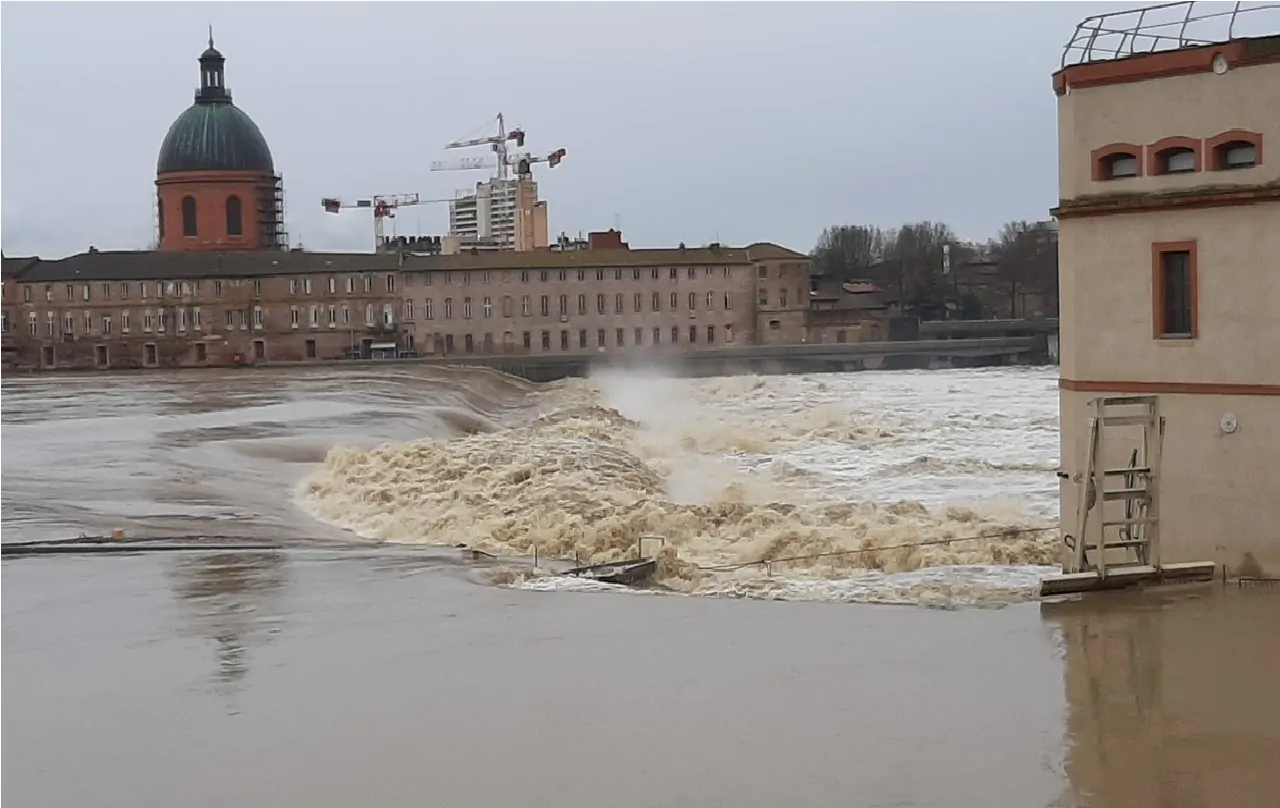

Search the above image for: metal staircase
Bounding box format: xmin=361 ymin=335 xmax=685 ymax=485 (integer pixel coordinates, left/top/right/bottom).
xmin=1041 ymin=395 xmax=1215 ymax=596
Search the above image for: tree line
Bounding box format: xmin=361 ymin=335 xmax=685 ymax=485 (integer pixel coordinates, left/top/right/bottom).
xmin=810 ymin=220 xmax=1059 ymax=319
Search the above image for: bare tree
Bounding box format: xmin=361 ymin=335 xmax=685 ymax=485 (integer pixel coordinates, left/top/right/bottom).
xmin=811 ymin=225 xmax=887 ymax=282
xmin=990 ymin=220 xmax=1059 ymax=317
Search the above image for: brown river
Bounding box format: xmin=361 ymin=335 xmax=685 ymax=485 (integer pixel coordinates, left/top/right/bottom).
xmin=3 ymin=365 xmax=1277 ymax=807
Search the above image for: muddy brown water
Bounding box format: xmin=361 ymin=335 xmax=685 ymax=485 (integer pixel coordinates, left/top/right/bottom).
xmin=3 ymin=367 xmax=1277 ymax=807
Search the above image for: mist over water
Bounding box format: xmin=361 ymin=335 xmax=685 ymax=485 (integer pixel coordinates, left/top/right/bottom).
xmin=295 ymin=364 xmax=1063 ymax=606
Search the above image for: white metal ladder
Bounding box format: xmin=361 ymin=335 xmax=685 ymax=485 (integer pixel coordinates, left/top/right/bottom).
xmin=1067 ymin=395 xmax=1164 ymax=578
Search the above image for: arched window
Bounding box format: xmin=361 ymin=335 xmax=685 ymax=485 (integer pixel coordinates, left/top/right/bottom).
xmin=1157 ymin=147 xmax=1197 ymax=174
xmin=182 ymin=196 xmax=198 ymax=237
xmin=1146 ymin=137 xmax=1201 ymax=176
xmin=157 ymin=195 xmax=165 ymax=239
xmin=226 ymin=196 xmax=243 ymax=237
xmin=1100 ymin=151 xmax=1139 ymax=180
xmin=1207 ymin=130 xmax=1262 ymax=171
xmin=1216 ymin=141 xmax=1257 ymax=170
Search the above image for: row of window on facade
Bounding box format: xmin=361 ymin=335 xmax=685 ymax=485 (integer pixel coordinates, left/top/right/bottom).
xmin=15 ymin=275 xmax=396 ymax=305
xmin=405 ymin=291 xmax=737 ymax=321
xmin=159 ymin=195 xmax=245 ymax=239
xmin=1096 ymin=131 xmax=1261 ymax=181
xmin=7 ymin=303 xmax=395 ymax=337
xmin=434 ymin=323 xmax=737 ymax=355
xmin=411 ymin=265 xmax=737 ymax=287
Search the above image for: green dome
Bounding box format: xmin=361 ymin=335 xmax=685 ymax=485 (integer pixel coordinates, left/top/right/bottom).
xmin=157 ymin=101 xmax=275 ymax=175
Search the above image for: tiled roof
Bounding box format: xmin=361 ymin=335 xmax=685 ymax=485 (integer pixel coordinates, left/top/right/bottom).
xmin=13 ymin=250 xmax=400 ymax=283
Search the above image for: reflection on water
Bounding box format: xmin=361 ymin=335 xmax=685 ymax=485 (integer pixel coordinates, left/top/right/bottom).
xmin=1044 ymin=586 xmax=1280 ymax=808
xmin=167 ymin=552 xmax=288 ymax=690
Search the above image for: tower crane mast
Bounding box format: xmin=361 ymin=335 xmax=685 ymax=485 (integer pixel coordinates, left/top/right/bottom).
xmin=443 ymin=113 xmax=526 ymax=182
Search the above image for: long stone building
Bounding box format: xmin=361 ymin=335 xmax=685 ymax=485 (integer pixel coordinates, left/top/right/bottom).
xmin=0 ymin=36 xmax=874 ymax=372
xmin=0 ymin=237 xmax=819 ymax=370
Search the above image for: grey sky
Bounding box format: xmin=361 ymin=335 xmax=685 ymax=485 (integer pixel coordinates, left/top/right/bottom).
xmin=4 ymin=1 xmax=1142 ymax=258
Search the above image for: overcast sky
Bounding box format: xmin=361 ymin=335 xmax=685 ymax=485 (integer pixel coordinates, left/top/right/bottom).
xmin=1 ymin=1 xmax=1183 ymax=257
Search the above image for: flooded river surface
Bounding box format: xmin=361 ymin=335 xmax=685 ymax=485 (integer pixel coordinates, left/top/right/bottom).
xmin=3 ymin=365 xmax=1277 ymax=807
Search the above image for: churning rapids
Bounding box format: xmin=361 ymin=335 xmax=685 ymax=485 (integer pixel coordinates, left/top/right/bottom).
xmin=2 ymin=365 xmax=1063 ymax=607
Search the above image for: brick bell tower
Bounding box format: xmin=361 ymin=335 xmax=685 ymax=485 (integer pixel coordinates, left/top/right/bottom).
xmin=154 ymin=31 xmax=287 ymax=252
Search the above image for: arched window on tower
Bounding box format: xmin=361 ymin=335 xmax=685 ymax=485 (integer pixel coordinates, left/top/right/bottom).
xmin=226 ymin=196 xmax=243 ymax=237
xmin=157 ymin=195 xmax=165 ymax=239
xmin=182 ymin=196 xmax=198 ymax=237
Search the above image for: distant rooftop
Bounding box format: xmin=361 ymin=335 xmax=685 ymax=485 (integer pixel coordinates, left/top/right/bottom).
xmin=1062 ymin=1 xmax=1280 ymax=68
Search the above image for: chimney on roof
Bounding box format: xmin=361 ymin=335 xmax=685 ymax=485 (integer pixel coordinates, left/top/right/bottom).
xmin=88 ymin=246 xmax=98 ymax=254
xmin=587 ymin=230 xmax=627 ymax=251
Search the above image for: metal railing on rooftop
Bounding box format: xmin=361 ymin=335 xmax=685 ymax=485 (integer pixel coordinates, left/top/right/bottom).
xmin=1063 ymin=1 xmax=1280 ymax=68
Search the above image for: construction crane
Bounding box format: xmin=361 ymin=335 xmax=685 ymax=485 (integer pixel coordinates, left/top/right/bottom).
xmin=437 ymin=113 xmax=526 ymax=182
xmin=320 ymin=193 xmax=452 ymax=251
xmin=431 ymin=148 xmax=568 ymax=180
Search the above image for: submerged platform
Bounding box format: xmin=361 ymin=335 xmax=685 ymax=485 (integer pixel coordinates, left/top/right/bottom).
xmin=1039 ymin=561 xmax=1217 ymax=597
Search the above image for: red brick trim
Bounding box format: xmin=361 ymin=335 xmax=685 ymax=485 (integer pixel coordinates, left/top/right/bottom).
xmin=1091 ymin=143 xmax=1144 ymax=181
xmin=1151 ymin=240 xmax=1198 ymax=340
xmin=1060 ymin=378 xmax=1280 ymax=396
xmin=1147 ymin=136 xmax=1202 ymax=176
xmin=1053 ymin=36 xmax=1280 ymax=96
xmin=1205 ymin=130 xmax=1263 ymax=170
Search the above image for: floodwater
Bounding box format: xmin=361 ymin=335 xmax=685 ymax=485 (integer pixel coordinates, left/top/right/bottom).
xmin=3 ymin=365 xmax=1277 ymax=807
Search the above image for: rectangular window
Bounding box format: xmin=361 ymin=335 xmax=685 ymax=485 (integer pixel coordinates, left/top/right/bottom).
xmin=652 ymin=292 xmax=660 ymax=311
xmin=328 ymin=277 xmax=337 ymax=294
xmin=579 ymin=329 xmax=588 ymax=348
xmin=253 ymin=306 xmax=264 ymax=329
xmin=386 ymin=274 xmax=396 ymax=293
xmin=501 ymin=296 xmax=512 ymax=318
xmin=688 ymin=292 xmax=696 ymax=310
xmin=541 ymin=330 xmax=551 ymax=350
xmin=290 ymin=278 xmax=298 ymax=295
xmin=670 ymin=292 xmax=678 ymax=309
xmin=523 ymin=331 xmax=531 ymax=349
xmin=689 ymin=325 xmax=697 ymax=343
xmin=82 ymin=311 xmax=92 ymax=334
xmin=651 ymin=268 xmax=659 ymax=280
xmin=363 ymin=275 xmax=373 ymax=293
xmin=669 ymin=268 xmax=678 ymax=280
xmin=194 ymin=308 xmax=202 ymax=330
xmin=707 ymin=325 xmax=715 ymax=343
xmin=540 ymin=295 xmax=550 ymax=317
xmin=706 ymin=291 xmax=714 ymax=309
xmin=253 ymin=280 xmax=262 ymax=295
xmin=578 ymin=294 xmax=587 ymax=316
xmin=1153 ymin=243 xmax=1196 ymax=339
xmin=615 ymin=293 xmax=623 ymax=314
xmin=559 ymin=295 xmax=568 ymax=316
xmin=445 ymin=298 xmax=454 ymax=319
xmin=424 ymin=299 xmax=433 ymax=320
xmin=634 ymin=293 xmax=642 ymax=312
xmin=616 ymin=327 xmax=624 ymax=346
xmin=724 ymin=292 xmax=733 ymax=310
xmin=309 ymin=305 xmax=319 ymax=327
xmin=464 ymin=297 xmax=473 ymax=319
xmin=521 ymin=296 xmax=531 ymax=317
xmin=101 ymin=283 xmax=111 ymax=299
xmin=780 ymin=289 xmax=788 ymax=308
xmin=597 ymin=294 xmax=606 ymax=315
xmin=102 ymin=315 xmax=112 ymax=334
xmin=303 ymin=278 xmax=313 ymax=295
xmin=484 ymin=297 xmax=493 ymax=318
xmin=122 ymin=310 xmax=131 ymax=333
xmin=539 ymin=270 xmax=549 ymax=283
xmin=215 ymin=280 xmax=224 ymax=296
xmin=634 ymin=327 xmax=643 ymax=346
xmin=346 ymin=277 xmax=355 ymax=293
xmin=403 ymin=299 xmax=415 ymax=320
xmin=560 ymin=330 xmax=569 ymax=350
xmin=597 ymin=329 xmax=606 ymax=347
xmin=291 ymin=306 xmax=300 ymax=328
xmin=653 ymin=326 xmax=661 ymax=345
xmin=328 ymin=305 xmax=337 ymax=326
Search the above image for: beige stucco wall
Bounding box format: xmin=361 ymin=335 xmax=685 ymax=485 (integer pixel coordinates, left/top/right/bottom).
xmin=1059 ymin=389 xmax=1280 ymax=577
xmin=1058 ymin=203 xmax=1280 ymax=385
xmin=1058 ymin=61 xmax=1280 ymax=200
